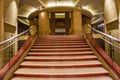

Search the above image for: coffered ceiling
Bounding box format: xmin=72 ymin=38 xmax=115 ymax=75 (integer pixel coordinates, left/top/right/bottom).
xmin=18 ymin=0 xmax=104 ymax=25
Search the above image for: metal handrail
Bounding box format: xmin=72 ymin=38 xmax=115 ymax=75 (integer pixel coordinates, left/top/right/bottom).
xmin=85 ymin=25 xmax=120 ymax=78
xmin=87 ymin=24 xmax=120 ymax=43
xmin=0 ymin=27 xmax=34 ymax=46
xmin=92 ymin=28 xmax=120 ymax=43
xmin=85 ymin=24 xmax=120 ymax=50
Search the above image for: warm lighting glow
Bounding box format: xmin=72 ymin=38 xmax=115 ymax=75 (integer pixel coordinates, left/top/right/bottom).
xmin=104 ymin=0 xmax=117 ymax=23
xmin=41 ymin=12 xmax=45 ymax=16
xmin=47 ymin=1 xmax=74 ymax=7
xmin=82 ymin=6 xmax=95 ymax=15
xmin=55 ymin=13 xmax=65 ymax=16
xmin=5 ymin=0 xmax=18 ymax=25
xmin=19 ymin=4 xmax=37 ymax=17
xmin=27 ymin=8 xmax=37 ymax=16
xmin=55 ymin=29 xmax=65 ymax=33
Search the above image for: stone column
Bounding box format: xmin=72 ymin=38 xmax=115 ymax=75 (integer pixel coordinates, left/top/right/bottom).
xmin=50 ymin=12 xmax=55 ymax=35
xmin=72 ymin=9 xmax=82 ymax=35
xmin=70 ymin=12 xmax=74 ymax=34
xmin=0 ymin=0 xmax=4 ymax=69
xmin=118 ymin=1 xmax=120 ymax=39
xmin=0 ymin=0 xmax=4 ymax=42
xmin=38 ymin=11 xmax=50 ymax=35
xmin=116 ymin=0 xmax=120 ymax=38
xmin=29 ymin=20 xmax=37 ymax=36
xmin=65 ymin=12 xmax=70 ymax=35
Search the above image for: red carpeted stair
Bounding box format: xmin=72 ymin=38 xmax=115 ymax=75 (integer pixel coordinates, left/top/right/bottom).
xmin=11 ymin=35 xmax=115 ymax=80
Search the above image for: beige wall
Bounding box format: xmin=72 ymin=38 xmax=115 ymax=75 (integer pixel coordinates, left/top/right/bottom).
xmin=104 ymin=0 xmax=120 ymax=66
xmin=0 ymin=0 xmax=4 ymax=42
xmin=4 ymin=0 xmax=18 ymax=26
xmin=0 ymin=0 xmax=4 ymax=69
xmin=115 ymin=0 xmax=120 ymax=38
xmin=0 ymin=0 xmax=19 ymax=69
xmin=4 ymin=0 xmax=19 ymax=55
xmin=38 ymin=11 xmax=50 ymax=35
xmin=115 ymin=0 xmax=120 ymax=15
xmin=104 ymin=0 xmax=120 ymax=36
xmin=72 ymin=9 xmax=82 ymax=35
xmin=104 ymin=0 xmax=119 ymax=37
xmin=104 ymin=0 xmax=118 ymax=23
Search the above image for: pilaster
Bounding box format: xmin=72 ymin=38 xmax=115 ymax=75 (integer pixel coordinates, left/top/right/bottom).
xmin=38 ymin=11 xmax=50 ymax=35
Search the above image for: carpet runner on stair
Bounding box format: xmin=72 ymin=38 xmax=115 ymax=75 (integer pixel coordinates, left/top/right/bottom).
xmin=11 ymin=35 xmax=114 ymax=80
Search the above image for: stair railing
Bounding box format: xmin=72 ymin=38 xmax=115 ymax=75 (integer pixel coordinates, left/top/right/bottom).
xmin=83 ymin=24 xmax=120 ymax=78
xmin=0 ymin=26 xmax=37 ymax=79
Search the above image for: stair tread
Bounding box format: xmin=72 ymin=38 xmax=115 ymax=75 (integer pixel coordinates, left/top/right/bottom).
xmin=25 ymin=55 xmax=97 ymax=59
xmin=36 ymin=39 xmax=85 ymax=41
xmin=20 ymin=60 xmax=102 ymax=66
xmin=14 ymin=67 xmax=109 ymax=75
xmin=11 ymin=76 xmax=113 ymax=80
xmin=28 ymin=51 xmax=94 ymax=55
xmin=35 ymin=41 xmax=87 ymax=44
xmin=35 ymin=41 xmax=86 ymax=43
xmin=30 ymin=48 xmax=91 ymax=51
xmin=32 ymin=45 xmax=90 ymax=48
xmin=31 ymin=48 xmax=91 ymax=50
xmin=34 ymin=43 xmax=88 ymax=45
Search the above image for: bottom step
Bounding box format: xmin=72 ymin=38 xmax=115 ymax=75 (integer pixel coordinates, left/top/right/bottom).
xmin=11 ymin=76 xmax=113 ymax=80
xmin=14 ymin=67 xmax=109 ymax=78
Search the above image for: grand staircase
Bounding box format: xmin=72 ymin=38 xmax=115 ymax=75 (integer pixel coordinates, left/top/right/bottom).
xmin=11 ymin=35 xmax=116 ymax=80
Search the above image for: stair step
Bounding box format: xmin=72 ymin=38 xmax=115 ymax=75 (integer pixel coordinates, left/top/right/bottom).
xmin=20 ymin=60 xmax=102 ymax=68
xmin=32 ymin=45 xmax=90 ymax=49
xmin=36 ymin=37 xmax=84 ymax=39
xmin=28 ymin=51 xmax=94 ymax=55
xmin=36 ymin=38 xmax=84 ymax=40
xmin=11 ymin=76 xmax=114 ymax=80
xmin=30 ymin=48 xmax=91 ymax=52
xmin=36 ymin=38 xmax=86 ymax=42
xmin=33 ymin=43 xmax=88 ymax=46
xmin=35 ymin=40 xmax=86 ymax=43
xmin=35 ymin=39 xmax=86 ymax=41
xmin=25 ymin=55 xmax=97 ymax=61
xmin=14 ymin=67 xmax=109 ymax=78
xmin=28 ymin=51 xmax=94 ymax=56
xmin=25 ymin=55 xmax=97 ymax=59
xmin=10 ymin=35 xmax=116 ymax=80
xmin=36 ymin=39 xmax=85 ymax=41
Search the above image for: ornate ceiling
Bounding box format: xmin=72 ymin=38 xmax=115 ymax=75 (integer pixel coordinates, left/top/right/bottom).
xmin=18 ymin=0 xmax=104 ymax=25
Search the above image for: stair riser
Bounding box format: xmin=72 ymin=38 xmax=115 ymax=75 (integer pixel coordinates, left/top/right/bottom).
xmin=25 ymin=58 xmax=98 ymax=62
xmin=35 ymin=41 xmax=86 ymax=43
xmin=36 ymin=41 xmax=87 ymax=42
xmin=30 ymin=49 xmax=91 ymax=52
xmin=34 ymin=43 xmax=88 ymax=46
xmin=20 ymin=64 xmax=102 ymax=69
xmin=35 ymin=39 xmax=85 ymax=41
xmin=28 ymin=53 xmax=94 ymax=56
xmin=14 ymin=73 xmax=109 ymax=78
xmin=31 ymin=46 xmax=90 ymax=49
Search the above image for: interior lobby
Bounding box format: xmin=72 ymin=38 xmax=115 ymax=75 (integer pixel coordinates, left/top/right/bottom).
xmin=0 ymin=0 xmax=120 ymax=80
